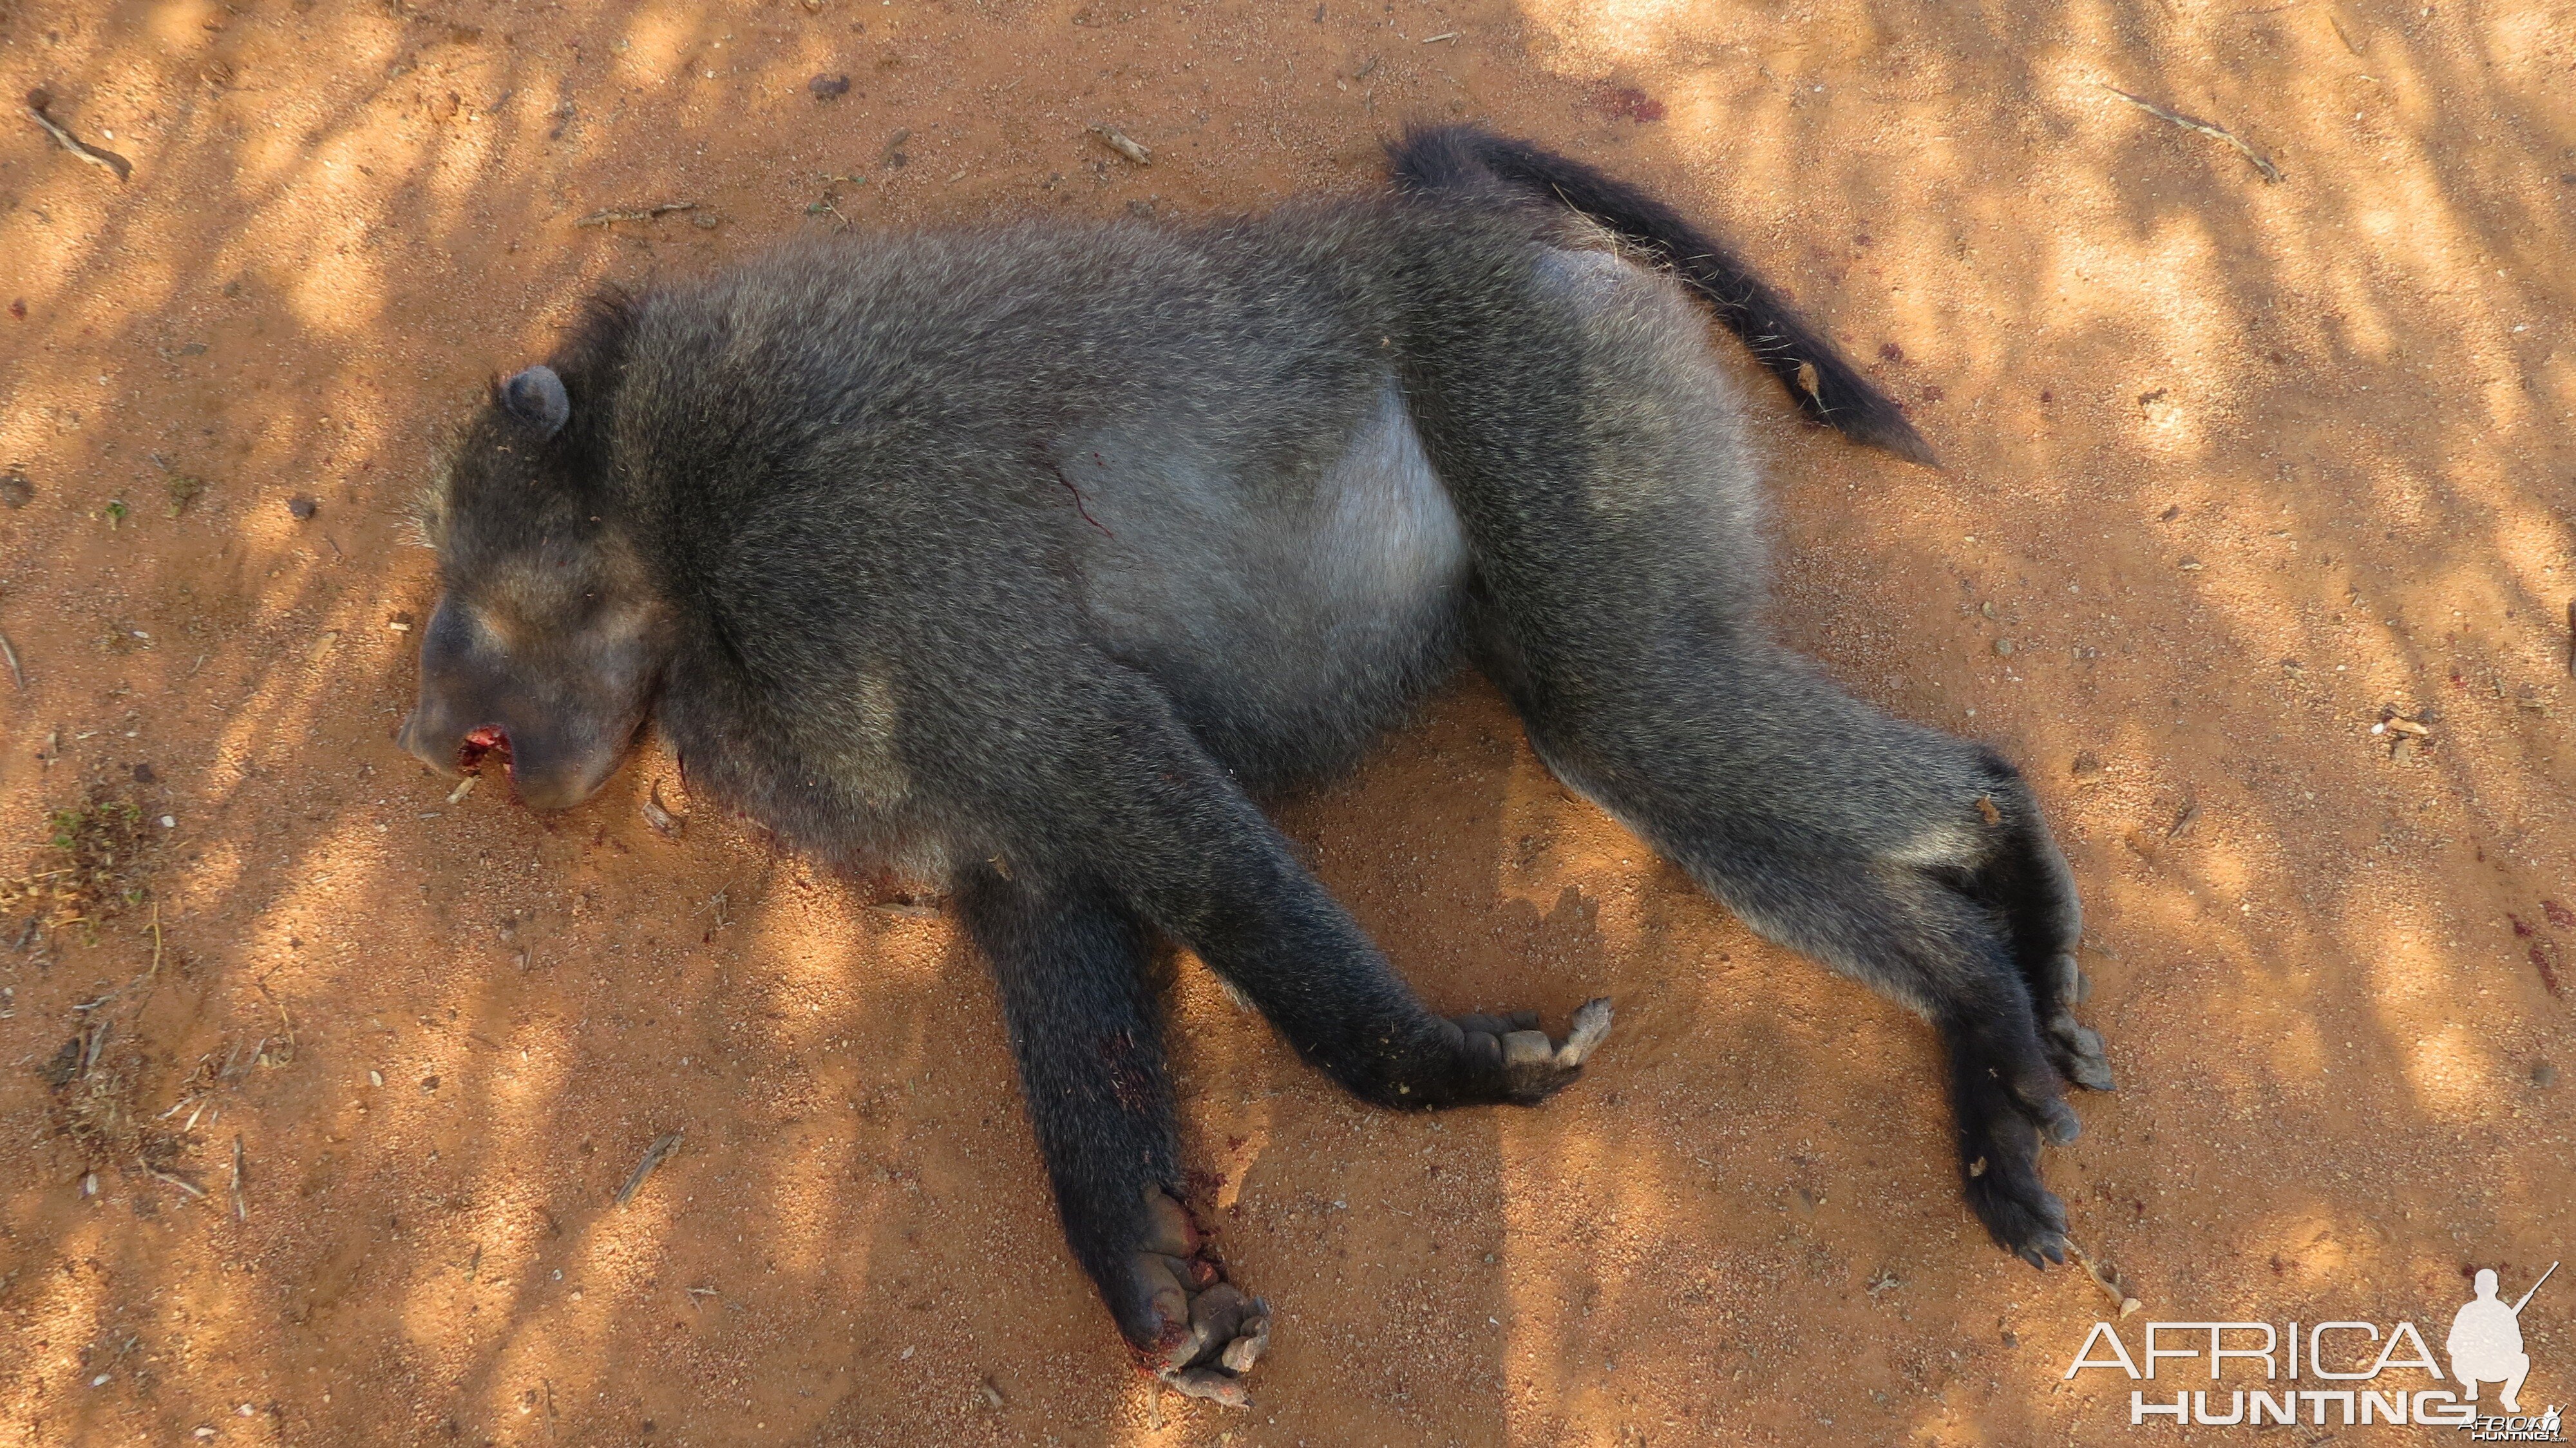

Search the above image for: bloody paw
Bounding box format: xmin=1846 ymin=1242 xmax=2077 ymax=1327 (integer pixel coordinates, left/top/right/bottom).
xmin=1124 ymin=1189 xmax=1271 ymax=1408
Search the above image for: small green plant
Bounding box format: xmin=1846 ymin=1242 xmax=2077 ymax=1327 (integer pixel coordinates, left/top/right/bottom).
xmin=100 ymin=498 xmax=129 ymax=528
xmin=3 ymin=792 xmax=150 ymax=939
xmin=166 ymin=474 xmax=205 ymax=517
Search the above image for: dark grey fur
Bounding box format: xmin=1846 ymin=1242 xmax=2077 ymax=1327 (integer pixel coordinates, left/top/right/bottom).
xmin=399 ymin=127 xmax=2111 ymax=1405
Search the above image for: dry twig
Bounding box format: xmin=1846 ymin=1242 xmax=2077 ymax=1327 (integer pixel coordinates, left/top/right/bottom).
xmin=575 ymin=201 xmax=697 ymax=227
xmin=142 ymin=1157 xmax=205 ymax=1200
xmin=2099 ymin=84 xmax=2283 ymax=183
xmin=23 ymin=90 xmax=131 ymax=182
xmin=0 ymin=631 xmax=23 ymax=691
xmin=251 ymin=975 xmax=297 ymax=1066
xmin=2065 ymin=1239 xmax=2145 ymax=1316
xmin=616 ymin=1132 xmax=683 ymax=1206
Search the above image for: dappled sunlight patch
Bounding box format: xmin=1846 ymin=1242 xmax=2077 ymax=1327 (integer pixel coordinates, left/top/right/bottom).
xmin=616 ymin=4 xmax=724 ymax=87
xmin=2398 ymin=1022 xmax=2505 ymax=1118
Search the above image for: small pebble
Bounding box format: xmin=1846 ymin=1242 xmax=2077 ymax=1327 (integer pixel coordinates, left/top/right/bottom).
xmin=0 ymin=469 xmax=30 ymax=508
xmin=808 ymin=72 xmax=851 ymax=99
xmin=287 ymin=495 xmax=318 ymax=520
xmin=2535 ymin=1062 xmax=2558 ymax=1089
xmin=159 ymin=815 xmax=176 ymax=828
xmin=1993 ymin=638 xmax=2015 ymax=656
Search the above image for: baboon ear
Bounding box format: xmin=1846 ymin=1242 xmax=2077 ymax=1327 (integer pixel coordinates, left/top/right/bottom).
xmin=500 ymin=365 xmax=571 ymax=441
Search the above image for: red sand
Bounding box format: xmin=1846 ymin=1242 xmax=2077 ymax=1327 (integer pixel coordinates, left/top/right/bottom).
xmin=2 ymin=0 xmax=2570 ymax=1442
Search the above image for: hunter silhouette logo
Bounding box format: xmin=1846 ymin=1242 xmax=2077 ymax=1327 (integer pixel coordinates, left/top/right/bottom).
xmin=2452 ymin=1264 xmax=2552 ymax=1413
xmin=2062 ymin=1259 xmax=2562 ymax=1434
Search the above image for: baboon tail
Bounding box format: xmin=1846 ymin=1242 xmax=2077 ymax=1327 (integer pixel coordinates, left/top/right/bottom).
xmin=1387 ymin=124 xmax=1937 ymax=467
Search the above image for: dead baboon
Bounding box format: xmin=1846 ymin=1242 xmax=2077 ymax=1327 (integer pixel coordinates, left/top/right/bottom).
xmin=398 ymin=126 xmax=2112 ymax=1405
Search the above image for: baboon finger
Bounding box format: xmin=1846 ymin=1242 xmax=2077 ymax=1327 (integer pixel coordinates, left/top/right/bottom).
xmin=1501 ymin=1030 xmax=1554 ymax=1071
xmin=1140 ymin=1187 xmax=1199 ymax=1257
xmin=1158 ymin=1364 xmax=1253 ymax=1409
xmin=1220 ymin=1313 xmax=1271 ymax=1373
xmin=1555 ymin=997 xmax=1615 ymax=1066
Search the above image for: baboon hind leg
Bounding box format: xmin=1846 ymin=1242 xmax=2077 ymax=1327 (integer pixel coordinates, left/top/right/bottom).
xmin=1403 ymin=235 xmax=2109 ymax=1264
xmin=1501 ymin=643 xmax=2108 ymax=1265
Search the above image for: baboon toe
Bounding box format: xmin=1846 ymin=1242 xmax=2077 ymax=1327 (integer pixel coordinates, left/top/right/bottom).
xmin=2047 ymin=951 xmax=2091 ymax=1007
xmin=1963 ymin=1142 xmax=2070 ymax=1270
xmin=2045 ymin=1014 xmax=2114 ymax=1091
xmin=1957 ymin=1051 xmax=2075 ymax=1268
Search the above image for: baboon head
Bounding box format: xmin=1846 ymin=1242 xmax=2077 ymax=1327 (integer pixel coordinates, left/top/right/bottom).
xmin=398 ymin=363 xmax=670 ymax=811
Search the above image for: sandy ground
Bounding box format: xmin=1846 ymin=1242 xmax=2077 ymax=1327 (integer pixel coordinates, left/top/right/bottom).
xmin=3 ymin=0 xmax=2572 ymax=1443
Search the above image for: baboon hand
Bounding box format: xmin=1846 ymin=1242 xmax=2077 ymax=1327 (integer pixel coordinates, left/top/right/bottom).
xmin=1441 ymin=996 xmax=1614 ymax=1104
xmin=1122 ymin=1189 xmax=1270 ymax=1409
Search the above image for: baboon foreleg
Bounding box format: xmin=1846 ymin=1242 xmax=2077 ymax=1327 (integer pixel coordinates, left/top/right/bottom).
xmin=1090 ymin=710 xmax=1613 ymax=1111
xmin=956 ymin=866 xmax=1270 ymax=1406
